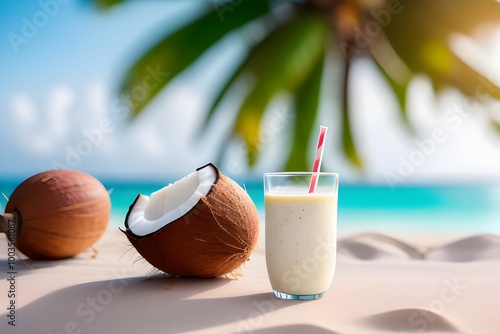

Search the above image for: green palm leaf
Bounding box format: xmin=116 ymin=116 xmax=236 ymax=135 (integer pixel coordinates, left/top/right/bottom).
xmin=493 ymin=121 xmax=500 ymax=132
xmin=285 ymin=48 xmax=325 ymax=171
xmin=341 ymin=54 xmax=362 ymax=169
xmin=96 ymin=0 xmax=500 ymax=171
xmin=120 ymin=0 xmax=271 ymax=118
xmin=229 ymin=9 xmax=329 ymax=165
xmin=95 ymin=0 xmax=124 ymax=8
xmin=382 ymin=0 xmax=500 ymax=99
xmin=374 ymin=59 xmax=412 ymax=129
xmin=202 ymin=47 xmax=248 ymax=128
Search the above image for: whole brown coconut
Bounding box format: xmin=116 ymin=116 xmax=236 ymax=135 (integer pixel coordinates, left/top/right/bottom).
xmin=123 ymin=163 xmax=260 ymax=278
xmin=0 ymin=170 xmax=110 ymax=260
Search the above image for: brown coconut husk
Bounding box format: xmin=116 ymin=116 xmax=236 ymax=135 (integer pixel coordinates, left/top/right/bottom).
xmin=2 ymin=170 xmax=110 ymax=260
xmin=123 ymin=164 xmax=260 ymax=278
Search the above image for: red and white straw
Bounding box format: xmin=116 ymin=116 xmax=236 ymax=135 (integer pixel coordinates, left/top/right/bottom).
xmin=308 ymin=126 xmax=328 ymax=193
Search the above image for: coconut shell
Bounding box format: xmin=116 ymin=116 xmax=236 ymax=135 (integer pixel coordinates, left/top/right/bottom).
xmin=5 ymin=170 xmax=110 ymax=260
xmin=124 ymin=164 xmax=260 ymax=278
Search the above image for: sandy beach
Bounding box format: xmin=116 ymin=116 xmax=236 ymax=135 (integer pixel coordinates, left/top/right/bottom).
xmin=1 ymin=226 xmax=499 ymax=334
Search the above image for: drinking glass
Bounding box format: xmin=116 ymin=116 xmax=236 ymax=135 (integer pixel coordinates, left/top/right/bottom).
xmin=263 ymin=172 xmax=339 ymax=300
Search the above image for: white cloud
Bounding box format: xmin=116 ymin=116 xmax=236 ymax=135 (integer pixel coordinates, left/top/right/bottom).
xmin=346 ymin=58 xmax=500 ymax=185
xmin=10 ymin=90 xmax=71 ymax=155
xmin=12 ymin=93 xmax=37 ymax=126
xmin=47 ymin=86 xmax=73 ymax=138
xmin=4 ymin=56 xmax=500 ymax=183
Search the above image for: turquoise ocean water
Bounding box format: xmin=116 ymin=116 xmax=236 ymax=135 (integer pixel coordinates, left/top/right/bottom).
xmin=1 ymin=180 xmax=499 ymax=238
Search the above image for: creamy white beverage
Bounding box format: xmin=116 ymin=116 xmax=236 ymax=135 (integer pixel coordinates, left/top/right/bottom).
xmin=265 ymin=193 xmax=337 ymax=296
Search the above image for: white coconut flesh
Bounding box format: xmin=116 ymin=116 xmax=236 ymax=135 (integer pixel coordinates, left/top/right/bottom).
xmin=126 ymin=164 xmax=217 ymax=236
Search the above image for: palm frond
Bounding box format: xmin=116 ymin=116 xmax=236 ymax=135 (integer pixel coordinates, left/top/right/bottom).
xmin=285 ymin=48 xmax=325 ymax=171
xmin=230 ymin=9 xmax=329 ymax=165
xmin=95 ymin=0 xmax=125 ymax=8
xmin=375 ymin=60 xmax=412 ymax=129
xmin=120 ymin=0 xmax=271 ymax=118
xmin=341 ymin=44 xmax=362 ymax=169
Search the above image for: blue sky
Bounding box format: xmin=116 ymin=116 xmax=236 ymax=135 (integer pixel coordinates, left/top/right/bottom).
xmin=0 ymin=1 xmax=203 ymax=89
xmin=0 ymin=1 xmax=219 ymax=181
xmin=1 ymin=1 xmax=500 ymax=184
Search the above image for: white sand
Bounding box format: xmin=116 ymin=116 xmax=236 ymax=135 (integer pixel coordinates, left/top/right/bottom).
xmin=1 ymin=227 xmax=499 ymax=334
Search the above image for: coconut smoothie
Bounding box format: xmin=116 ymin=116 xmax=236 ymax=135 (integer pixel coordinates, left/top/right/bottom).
xmin=265 ymin=192 xmax=337 ymax=297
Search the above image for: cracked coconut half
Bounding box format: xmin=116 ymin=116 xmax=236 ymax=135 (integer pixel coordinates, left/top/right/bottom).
xmin=123 ymin=163 xmax=260 ymax=278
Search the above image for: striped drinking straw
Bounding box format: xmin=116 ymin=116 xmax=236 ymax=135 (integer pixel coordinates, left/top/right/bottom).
xmin=308 ymin=125 xmax=328 ymax=193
